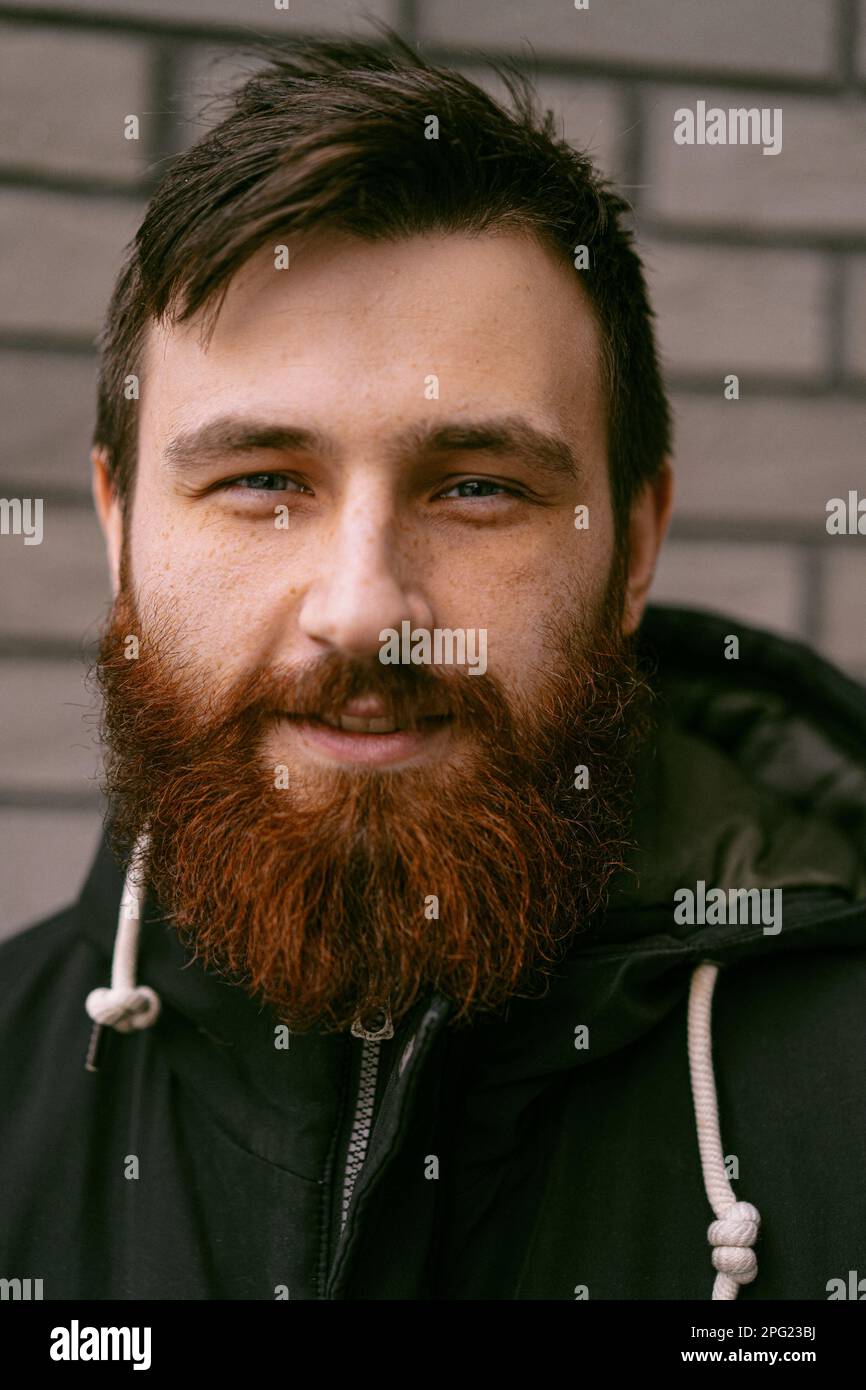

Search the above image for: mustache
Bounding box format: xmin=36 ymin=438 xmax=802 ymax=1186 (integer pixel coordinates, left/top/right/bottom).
xmin=99 ymin=602 xmax=521 ymax=742
xmin=220 ymin=651 xmax=513 ymax=735
xmin=97 ymin=582 xmax=638 ymax=774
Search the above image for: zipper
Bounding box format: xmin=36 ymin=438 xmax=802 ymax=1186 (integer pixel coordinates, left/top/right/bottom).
xmin=340 ymin=1006 xmax=394 ymax=1234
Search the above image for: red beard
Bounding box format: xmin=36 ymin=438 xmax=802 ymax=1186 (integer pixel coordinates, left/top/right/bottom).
xmin=95 ymin=578 xmax=651 ymax=1033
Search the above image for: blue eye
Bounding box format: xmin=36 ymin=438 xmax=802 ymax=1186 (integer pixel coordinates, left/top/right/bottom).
xmin=235 ymin=473 xmax=292 ymax=491
xmin=441 ymin=479 xmax=509 ymax=499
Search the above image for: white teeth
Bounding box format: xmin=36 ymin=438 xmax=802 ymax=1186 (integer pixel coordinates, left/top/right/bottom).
xmin=338 ymin=714 xmax=398 ymax=734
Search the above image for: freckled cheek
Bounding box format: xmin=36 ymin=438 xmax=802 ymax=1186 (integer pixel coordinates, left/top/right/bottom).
xmin=133 ymin=520 xmax=297 ymax=647
xmin=435 ymin=574 xmax=553 ymax=684
xmin=458 ymin=525 xmax=607 ymax=684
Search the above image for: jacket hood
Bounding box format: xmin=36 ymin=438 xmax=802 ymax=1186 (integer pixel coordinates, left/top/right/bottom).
xmin=622 ymin=604 xmax=866 ymax=910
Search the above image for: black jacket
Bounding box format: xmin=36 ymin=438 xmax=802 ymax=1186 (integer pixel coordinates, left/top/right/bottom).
xmin=2 ymin=606 xmax=865 ymax=1301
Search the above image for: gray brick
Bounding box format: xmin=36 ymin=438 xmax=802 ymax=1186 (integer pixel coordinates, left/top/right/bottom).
xmin=650 ymin=539 xmax=802 ymax=638
xmin=822 ymin=550 xmax=866 ymax=679
xmin=0 ymin=659 xmax=101 ymax=792
xmin=0 ymin=507 xmax=111 ymax=643
xmin=642 ymin=239 xmax=828 ymax=376
xmin=644 ymin=90 xmax=866 ymax=233
xmin=420 ymin=1 xmax=835 ymax=78
xmin=0 ymin=809 xmax=102 ymax=941
xmin=0 ymin=190 xmax=144 ymax=336
xmin=0 ymin=25 xmax=150 ymax=181
xmin=535 ymin=76 xmax=625 ymax=182
xmin=178 ymin=45 xmax=269 ymax=143
xmin=3 ymin=0 xmax=397 ymax=31
xmin=844 ymin=257 xmax=866 ymax=379
xmin=0 ymin=351 xmax=97 ymax=490
xmin=670 ymin=395 xmax=866 ymax=525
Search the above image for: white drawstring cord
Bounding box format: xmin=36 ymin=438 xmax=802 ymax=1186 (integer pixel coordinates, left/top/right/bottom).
xmin=85 ymin=833 xmax=160 ymax=1067
xmin=688 ymin=961 xmax=761 ymax=1299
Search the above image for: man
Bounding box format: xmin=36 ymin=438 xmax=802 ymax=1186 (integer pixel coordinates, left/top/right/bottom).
xmin=1 ymin=32 xmax=864 ymax=1303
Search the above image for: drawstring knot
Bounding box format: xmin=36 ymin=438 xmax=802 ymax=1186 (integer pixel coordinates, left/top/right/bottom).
xmin=708 ymin=1200 xmax=760 ymax=1286
xmin=688 ymin=960 xmax=763 ymax=1300
xmin=85 ymin=983 xmax=160 ymax=1032
xmin=84 ymin=832 xmax=160 ymax=1069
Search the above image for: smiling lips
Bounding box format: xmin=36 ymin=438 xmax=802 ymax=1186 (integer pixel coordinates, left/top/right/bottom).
xmin=276 ymin=695 xmax=453 ymax=764
xmin=322 ymin=712 xmax=409 ymax=734
xmin=289 ymin=695 xmax=451 ymax=736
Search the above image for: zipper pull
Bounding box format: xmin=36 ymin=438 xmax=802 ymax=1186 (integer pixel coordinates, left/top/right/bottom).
xmin=351 ymin=1003 xmax=394 ymax=1041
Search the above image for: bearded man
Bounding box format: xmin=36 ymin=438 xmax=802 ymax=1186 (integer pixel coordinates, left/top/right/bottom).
xmin=1 ymin=32 xmax=864 ymax=1304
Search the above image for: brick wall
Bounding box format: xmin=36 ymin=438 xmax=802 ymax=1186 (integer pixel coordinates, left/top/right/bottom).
xmin=1 ymin=0 xmax=864 ymax=935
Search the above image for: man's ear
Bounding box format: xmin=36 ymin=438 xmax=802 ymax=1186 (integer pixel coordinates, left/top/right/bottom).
xmin=621 ymin=459 xmax=674 ymax=636
xmin=91 ymin=446 xmax=123 ymax=598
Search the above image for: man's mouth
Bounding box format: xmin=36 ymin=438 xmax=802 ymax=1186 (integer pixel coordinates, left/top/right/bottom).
xmin=313 ymin=711 xmax=451 ymax=734
xmin=273 ymin=698 xmax=453 ymax=767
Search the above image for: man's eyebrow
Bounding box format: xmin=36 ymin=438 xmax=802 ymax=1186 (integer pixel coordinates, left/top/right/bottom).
xmin=394 ymin=418 xmax=581 ymax=484
xmin=162 ymin=418 xmax=335 ymax=471
xmin=162 ymin=414 xmax=580 ymax=483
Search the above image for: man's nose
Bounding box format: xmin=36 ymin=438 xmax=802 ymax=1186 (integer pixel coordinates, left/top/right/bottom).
xmin=297 ymin=505 xmax=434 ymax=659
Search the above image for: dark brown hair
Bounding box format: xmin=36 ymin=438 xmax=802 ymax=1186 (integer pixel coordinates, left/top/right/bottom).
xmin=93 ymin=27 xmax=671 ymax=532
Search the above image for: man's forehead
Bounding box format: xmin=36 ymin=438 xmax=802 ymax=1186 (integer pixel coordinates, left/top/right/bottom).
xmin=140 ymin=229 xmax=603 ymax=438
